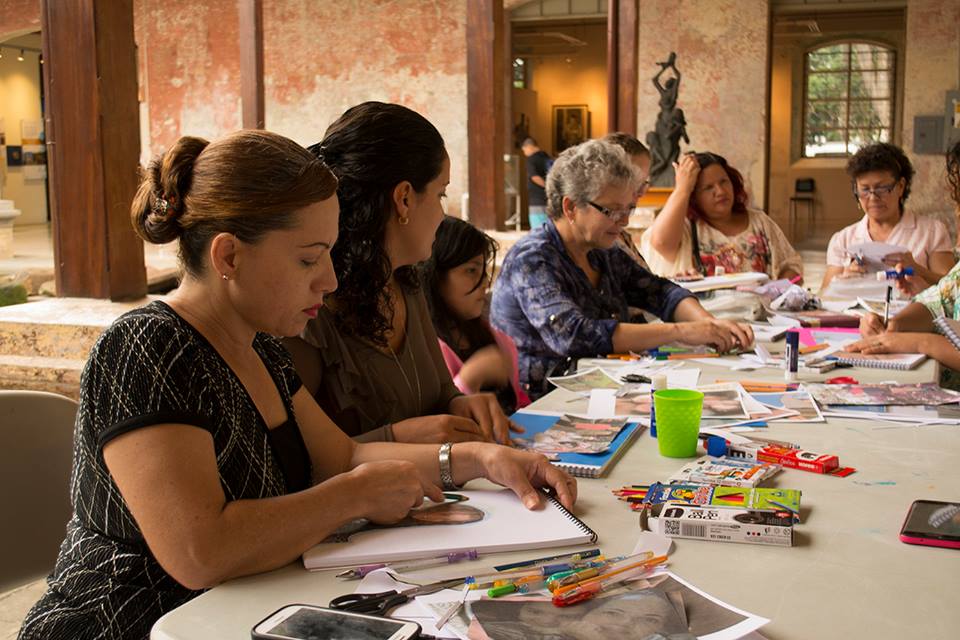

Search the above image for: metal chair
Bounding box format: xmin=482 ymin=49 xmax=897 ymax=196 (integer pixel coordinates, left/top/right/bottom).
xmin=0 ymin=390 xmax=77 ymax=592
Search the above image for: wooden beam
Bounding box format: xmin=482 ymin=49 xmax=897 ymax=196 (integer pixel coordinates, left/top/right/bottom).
xmin=607 ymin=0 xmax=619 ymax=133
xmin=615 ymin=0 xmax=639 ymax=134
xmin=467 ymin=0 xmax=506 ymax=230
xmin=238 ymin=0 xmax=265 ymax=129
xmin=42 ymin=0 xmax=146 ymax=300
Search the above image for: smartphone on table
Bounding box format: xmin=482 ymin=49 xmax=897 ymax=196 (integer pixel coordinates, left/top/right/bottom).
xmin=899 ymin=500 xmax=960 ymax=549
xmin=252 ymin=604 xmax=421 ymax=640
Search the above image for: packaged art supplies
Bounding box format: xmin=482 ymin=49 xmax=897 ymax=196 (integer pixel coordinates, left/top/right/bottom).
xmin=636 ymin=482 xmax=802 ymax=520
xmin=647 ymin=502 xmax=794 ymax=547
xmin=805 ymin=381 xmax=960 ymax=406
xmin=667 ymin=456 xmax=780 ymax=487
xmin=547 ymin=367 xmax=621 ymax=394
xmin=513 ymin=414 xmax=629 ymax=454
xmin=755 ymin=445 xmax=856 ymax=477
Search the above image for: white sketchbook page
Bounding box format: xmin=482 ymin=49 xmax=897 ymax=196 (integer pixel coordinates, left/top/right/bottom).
xmin=303 ymin=489 xmax=594 ymax=570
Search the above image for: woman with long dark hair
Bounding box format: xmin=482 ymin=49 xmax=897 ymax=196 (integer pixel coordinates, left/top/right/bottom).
xmin=641 ymin=152 xmax=802 ymax=281
xmin=421 ymin=216 xmax=530 ymax=415
xmin=284 ymin=102 xmax=516 ymax=444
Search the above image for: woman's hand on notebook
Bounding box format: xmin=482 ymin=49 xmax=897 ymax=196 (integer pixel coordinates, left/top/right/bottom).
xmin=348 ymin=460 xmax=444 ymax=524
xmin=391 ymin=414 xmax=490 ymax=444
xmin=845 ymin=332 xmax=926 ymax=356
xmin=473 ymin=444 xmax=578 ymax=511
xmin=449 ymin=394 xmax=524 ymax=445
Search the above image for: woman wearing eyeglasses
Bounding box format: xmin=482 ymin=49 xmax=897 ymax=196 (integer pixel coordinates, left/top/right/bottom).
xmin=490 ymin=140 xmax=752 ymax=400
xmin=820 ymin=142 xmax=953 ymax=291
xmin=640 ymin=152 xmax=802 ymax=281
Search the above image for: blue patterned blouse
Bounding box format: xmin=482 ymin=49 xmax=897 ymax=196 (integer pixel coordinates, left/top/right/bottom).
xmin=491 ymin=222 xmax=696 ymax=400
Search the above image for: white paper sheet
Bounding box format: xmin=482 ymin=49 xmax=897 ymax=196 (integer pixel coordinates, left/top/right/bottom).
xmin=586 ymin=388 xmax=617 ymax=418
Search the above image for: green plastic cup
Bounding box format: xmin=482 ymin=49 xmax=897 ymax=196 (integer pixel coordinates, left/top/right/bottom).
xmin=653 ymin=389 xmax=704 ymax=458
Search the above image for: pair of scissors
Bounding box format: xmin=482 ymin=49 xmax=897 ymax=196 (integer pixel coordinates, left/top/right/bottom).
xmin=328 ymin=577 xmax=465 ymax=616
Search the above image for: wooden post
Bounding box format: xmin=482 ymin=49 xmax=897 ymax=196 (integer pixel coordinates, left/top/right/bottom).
xmin=466 ymin=0 xmax=505 ymax=230
xmin=607 ymin=0 xmax=619 ymax=133
xmin=607 ymin=0 xmax=639 ymax=135
xmin=615 ymin=0 xmax=639 ymax=134
xmin=238 ymin=0 xmax=265 ymax=129
xmin=41 ymin=0 xmax=146 ymax=300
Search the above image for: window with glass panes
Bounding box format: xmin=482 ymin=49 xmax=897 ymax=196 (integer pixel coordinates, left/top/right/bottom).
xmin=803 ymin=42 xmax=895 ymax=157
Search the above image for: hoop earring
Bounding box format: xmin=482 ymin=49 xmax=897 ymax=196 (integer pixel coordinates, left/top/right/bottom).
xmin=398 ymin=215 xmax=410 ymax=226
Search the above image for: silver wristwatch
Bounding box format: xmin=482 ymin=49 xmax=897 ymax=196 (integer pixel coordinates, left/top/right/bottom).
xmin=438 ymin=442 xmax=462 ymax=491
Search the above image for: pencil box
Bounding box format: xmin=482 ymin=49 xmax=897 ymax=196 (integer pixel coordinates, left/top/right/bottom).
xmin=647 ymin=503 xmax=794 ymax=547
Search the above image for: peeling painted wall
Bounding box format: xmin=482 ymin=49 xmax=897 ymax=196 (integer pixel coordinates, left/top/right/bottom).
xmin=902 ymin=0 xmax=960 ymax=220
xmin=636 ymin=0 xmax=770 ymax=205
xmin=262 ymin=0 xmax=468 ymax=215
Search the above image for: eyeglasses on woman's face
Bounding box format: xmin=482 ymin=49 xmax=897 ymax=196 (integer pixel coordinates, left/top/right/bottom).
xmin=587 ymin=201 xmax=635 ymax=223
xmin=854 ymin=181 xmax=899 ymax=200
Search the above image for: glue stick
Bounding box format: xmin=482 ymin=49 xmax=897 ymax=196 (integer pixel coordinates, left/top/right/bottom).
xmin=784 ymin=330 xmax=799 ymax=382
xmin=649 ymin=374 xmax=667 ymax=438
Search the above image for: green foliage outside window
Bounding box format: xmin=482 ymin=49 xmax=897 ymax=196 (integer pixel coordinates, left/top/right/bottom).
xmin=803 ymin=42 xmax=895 ymax=156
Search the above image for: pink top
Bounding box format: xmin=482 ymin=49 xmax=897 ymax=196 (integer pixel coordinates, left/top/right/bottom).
xmin=826 ymin=210 xmax=952 ymax=268
xmin=438 ymin=325 xmax=530 ymax=409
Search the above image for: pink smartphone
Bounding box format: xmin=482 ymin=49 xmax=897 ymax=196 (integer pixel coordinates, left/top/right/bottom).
xmin=899 ymin=500 xmax=960 ymax=549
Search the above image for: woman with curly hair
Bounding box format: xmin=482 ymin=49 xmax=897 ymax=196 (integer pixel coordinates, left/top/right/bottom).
xmin=845 ymin=139 xmax=960 ymax=389
xmin=821 ymin=142 xmax=954 ymax=291
xmin=284 ymin=102 xmax=517 ymax=445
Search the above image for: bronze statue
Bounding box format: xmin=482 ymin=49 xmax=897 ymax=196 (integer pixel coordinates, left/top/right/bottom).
xmin=646 ymin=52 xmax=689 ymax=187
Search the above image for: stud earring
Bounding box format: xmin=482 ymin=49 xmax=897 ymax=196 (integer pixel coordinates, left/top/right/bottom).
xmin=221 ymin=273 xmax=229 ymax=281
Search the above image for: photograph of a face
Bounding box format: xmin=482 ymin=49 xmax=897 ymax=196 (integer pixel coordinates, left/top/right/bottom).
xmin=752 ymin=391 xmax=824 ymax=422
xmin=514 ymin=415 xmax=628 ymax=454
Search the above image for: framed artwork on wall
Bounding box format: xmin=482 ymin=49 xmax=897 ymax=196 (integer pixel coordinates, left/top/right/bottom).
xmin=552 ymin=104 xmax=590 ymax=154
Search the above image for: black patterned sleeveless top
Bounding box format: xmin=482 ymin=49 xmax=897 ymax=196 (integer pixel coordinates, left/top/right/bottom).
xmin=18 ymin=301 xmax=311 ymax=640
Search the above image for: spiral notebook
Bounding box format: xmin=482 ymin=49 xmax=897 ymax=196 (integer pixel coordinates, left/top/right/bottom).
xmin=935 ymin=316 xmax=960 ymax=352
xmin=510 ymin=410 xmax=643 ymax=478
xmin=302 ymin=489 xmax=597 ymax=570
xmin=832 ymin=351 xmax=927 ymax=370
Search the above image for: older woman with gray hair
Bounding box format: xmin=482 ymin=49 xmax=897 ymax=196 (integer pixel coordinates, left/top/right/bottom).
xmin=490 ymin=140 xmax=753 ymax=400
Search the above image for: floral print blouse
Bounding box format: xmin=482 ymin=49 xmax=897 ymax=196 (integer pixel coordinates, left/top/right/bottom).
xmin=640 ymin=208 xmax=803 ymax=279
xmin=490 ymin=221 xmax=696 ymax=400
xmin=915 ymin=261 xmax=960 ymax=389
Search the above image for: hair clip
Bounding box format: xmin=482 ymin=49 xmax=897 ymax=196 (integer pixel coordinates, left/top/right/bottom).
xmin=151 ymin=194 xmax=178 ymax=220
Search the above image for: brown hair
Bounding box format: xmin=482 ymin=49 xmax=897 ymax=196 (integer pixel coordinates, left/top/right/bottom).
xmin=131 ymin=130 xmax=338 ymax=276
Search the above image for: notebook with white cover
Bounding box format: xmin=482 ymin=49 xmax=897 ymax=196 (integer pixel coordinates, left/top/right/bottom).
xmin=934 ymin=316 xmax=960 ymax=352
xmin=832 ymin=351 xmax=927 ymax=370
xmin=302 ymin=488 xmax=597 ymax=570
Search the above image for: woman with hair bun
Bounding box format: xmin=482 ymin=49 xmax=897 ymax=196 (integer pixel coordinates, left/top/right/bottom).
xmin=18 ymin=129 xmax=576 ymax=640
xmin=285 ymin=102 xmax=518 ymax=445
xmin=641 ymin=152 xmax=802 ymax=281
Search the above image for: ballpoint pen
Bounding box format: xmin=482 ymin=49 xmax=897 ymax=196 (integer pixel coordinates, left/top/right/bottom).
xmin=492 ymin=548 xmax=600 ymax=572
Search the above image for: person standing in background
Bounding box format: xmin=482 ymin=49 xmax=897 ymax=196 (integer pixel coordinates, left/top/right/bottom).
xmin=522 ymin=138 xmax=552 ymax=229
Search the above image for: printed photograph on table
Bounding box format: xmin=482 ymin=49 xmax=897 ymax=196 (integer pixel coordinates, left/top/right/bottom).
xmin=752 ymin=390 xmax=824 ymax=422
xmin=699 ymin=389 xmax=749 ymax=419
xmin=513 ymin=414 xmax=628 ymax=454
xmin=805 ymin=382 xmax=960 ymax=406
xmin=547 ymin=367 xmax=621 ymax=394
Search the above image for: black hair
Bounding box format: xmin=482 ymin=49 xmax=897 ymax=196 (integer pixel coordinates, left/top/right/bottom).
xmin=603 ymin=132 xmax=650 ymax=158
xmin=420 ymin=216 xmax=497 ymax=361
xmin=947 ymin=139 xmax=960 ymax=206
xmin=846 ymin=142 xmax=914 ymax=208
xmin=310 ymin=101 xmax=447 ymax=346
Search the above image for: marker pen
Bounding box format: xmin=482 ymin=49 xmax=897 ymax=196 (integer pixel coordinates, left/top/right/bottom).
xmin=784 ymin=330 xmax=799 ymax=382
